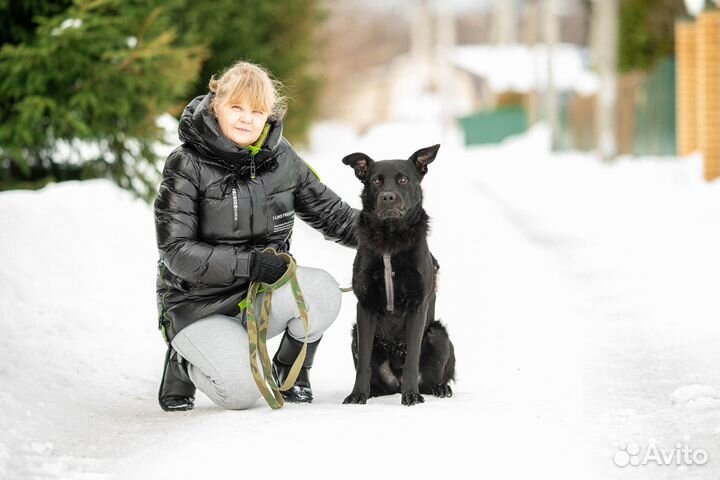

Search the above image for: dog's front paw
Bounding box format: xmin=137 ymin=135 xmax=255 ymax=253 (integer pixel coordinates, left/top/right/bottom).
xmin=343 ymin=392 xmax=368 ymax=404
xmin=401 ymin=391 xmax=425 ymax=406
xmin=432 ymin=384 xmax=453 ymax=398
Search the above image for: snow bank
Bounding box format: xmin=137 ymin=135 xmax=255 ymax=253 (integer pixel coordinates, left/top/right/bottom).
xmin=2 ymin=121 xmax=720 ymax=479
xmin=671 ymin=385 xmax=720 ymax=408
xmin=0 ymin=180 xmax=160 ymax=478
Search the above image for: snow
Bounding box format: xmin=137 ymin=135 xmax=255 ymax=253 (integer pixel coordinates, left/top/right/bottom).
xmin=51 ymin=18 xmax=82 ymax=37
xmin=671 ymin=385 xmax=720 ymax=408
xmin=685 ymin=0 xmax=705 ymax=17
xmin=2 ymin=121 xmax=720 ymax=479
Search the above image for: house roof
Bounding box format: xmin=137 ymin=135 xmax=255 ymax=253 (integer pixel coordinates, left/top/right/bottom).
xmin=451 ymin=43 xmax=599 ymax=95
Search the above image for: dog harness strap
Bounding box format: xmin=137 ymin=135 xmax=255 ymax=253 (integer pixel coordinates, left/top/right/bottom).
xmin=383 ymin=253 xmax=394 ymax=312
xmin=244 ymin=248 xmax=309 ymax=409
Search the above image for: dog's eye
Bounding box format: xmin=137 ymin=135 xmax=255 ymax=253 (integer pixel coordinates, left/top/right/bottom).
xmin=398 ymin=176 xmax=408 ymax=185
xmin=372 ymin=177 xmax=382 ymax=185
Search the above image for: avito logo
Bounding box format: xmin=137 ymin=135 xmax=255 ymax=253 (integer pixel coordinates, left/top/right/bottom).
xmin=613 ymin=442 xmax=709 ymax=467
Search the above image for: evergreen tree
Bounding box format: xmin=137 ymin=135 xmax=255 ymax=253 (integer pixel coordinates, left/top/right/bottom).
xmin=618 ymin=0 xmax=686 ymax=72
xmin=0 ymin=0 xmax=207 ymax=199
xmin=0 ymin=0 xmax=73 ymax=46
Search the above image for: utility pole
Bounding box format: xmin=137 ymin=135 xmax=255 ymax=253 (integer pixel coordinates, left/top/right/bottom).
xmin=527 ymin=0 xmax=543 ymax=125
xmin=436 ymin=0 xmax=456 ymax=140
xmin=491 ymin=0 xmax=518 ymax=44
xmin=543 ymin=0 xmax=560 ymax=150
xmin=591 ymin=0 xmax=619 ymax=162
xmin=410 ymin=0 xmax=433 ymax=123
xmin=411 ymin=0 xmax=433 ymax=65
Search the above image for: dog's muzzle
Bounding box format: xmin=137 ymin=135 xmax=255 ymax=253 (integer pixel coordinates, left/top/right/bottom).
xmin=376 ymin=191 xmax=406 ymax=219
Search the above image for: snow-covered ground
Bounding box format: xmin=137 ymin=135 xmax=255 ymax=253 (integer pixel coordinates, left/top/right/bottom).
xmin=1 ymin=123 xmax=720 ymax=479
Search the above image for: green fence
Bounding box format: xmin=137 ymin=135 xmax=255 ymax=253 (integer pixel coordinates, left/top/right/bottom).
xmin=634 ymin=57 xmax=676 ymax=156
xmin=458 ymin=107 xmax=528 ymax=145
xmin=557 ymin=56 xmax=676 ymax=155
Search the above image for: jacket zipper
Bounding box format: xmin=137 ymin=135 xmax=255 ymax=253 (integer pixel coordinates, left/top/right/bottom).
xmin=247 ymin=181 xmax=254 ymax=241
xmin=248 ymin=152 xmax=257 ymax=238
xmin=231 ymin=187 xmax=239 ymax=231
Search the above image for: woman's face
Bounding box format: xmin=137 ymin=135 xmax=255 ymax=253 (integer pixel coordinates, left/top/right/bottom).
xmin=215 ymin=99 xmax=270 ymax=147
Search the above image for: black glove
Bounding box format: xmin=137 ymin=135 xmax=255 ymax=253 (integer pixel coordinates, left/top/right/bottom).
xmin=250 ymin=252 xmax=288 ymax=284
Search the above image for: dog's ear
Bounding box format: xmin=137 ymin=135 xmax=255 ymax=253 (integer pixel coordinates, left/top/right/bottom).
xmin=342 ymin=152 xmax=374 ymax=181
xmin=409 ymin=144 xmax=440 ymax=177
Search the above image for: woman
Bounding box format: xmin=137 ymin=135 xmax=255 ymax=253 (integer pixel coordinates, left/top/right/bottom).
xmin=154 ymin=61 xmax=357 ymax=411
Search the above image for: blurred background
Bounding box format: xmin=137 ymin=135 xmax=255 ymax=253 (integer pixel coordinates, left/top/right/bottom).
xmin=3 ymin=3 xmax=720 ymax=478
xmin=1 ymin=0 xmax=715 ymax=201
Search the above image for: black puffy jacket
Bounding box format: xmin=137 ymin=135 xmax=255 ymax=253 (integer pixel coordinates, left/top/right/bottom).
xmin=154 ymin=94 xmax=357 ymax=342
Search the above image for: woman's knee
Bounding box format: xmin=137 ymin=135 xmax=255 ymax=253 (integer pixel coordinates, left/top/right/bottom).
xmin=176 ymin=324 xmax=260 ymax=410
xmin=296 ymin=268 xmax=342 ymax=337
xmin=311 ymin=269 xmax=342 ymax=315
xmin=210 ymin=371 xmax=260 ymax=410
xmin=215 ymin=393 xmax=259 ymax=410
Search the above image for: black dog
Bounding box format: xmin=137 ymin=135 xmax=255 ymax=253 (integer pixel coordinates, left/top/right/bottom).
xmin=342 ymin=145 xmax=455 ymax=406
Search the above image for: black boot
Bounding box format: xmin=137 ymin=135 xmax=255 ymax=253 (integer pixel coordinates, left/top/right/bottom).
xmin=158 ymin=345 xmax=196 ymax=412
xmin=272 ymin=332 xmax=321 ymax=403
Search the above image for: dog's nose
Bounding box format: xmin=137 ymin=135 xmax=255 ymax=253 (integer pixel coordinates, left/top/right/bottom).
xmin=381 ymin=192 xmax=396 ymax=203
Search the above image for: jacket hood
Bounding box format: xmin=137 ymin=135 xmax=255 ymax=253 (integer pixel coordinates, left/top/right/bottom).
xmin=177 ymin=94 xmax=284 ymax=170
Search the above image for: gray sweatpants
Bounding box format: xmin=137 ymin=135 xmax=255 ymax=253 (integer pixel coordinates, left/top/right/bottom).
xmin=170 ymin=266 xmax=342 ymax=410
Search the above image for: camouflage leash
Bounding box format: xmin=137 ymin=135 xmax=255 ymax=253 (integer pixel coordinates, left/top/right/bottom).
xmin=244 ymin=248 xmax=309 ymax=409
